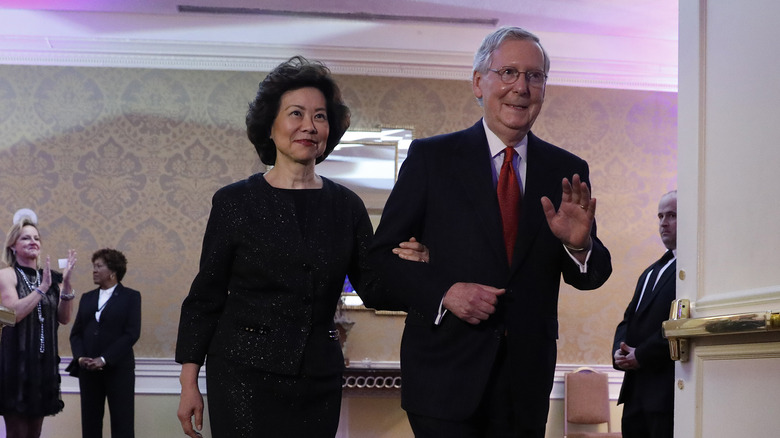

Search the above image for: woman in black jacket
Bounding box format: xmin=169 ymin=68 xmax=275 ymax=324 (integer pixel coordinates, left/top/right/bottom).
xmin=175 ymin=56 xmax=426 ymax=438
xmin=69 ymin=248 xmax=141 ymax=438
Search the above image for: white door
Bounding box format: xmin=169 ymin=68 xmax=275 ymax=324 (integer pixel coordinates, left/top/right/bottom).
xmin=674 ymin=1 xmax=780 ymax=436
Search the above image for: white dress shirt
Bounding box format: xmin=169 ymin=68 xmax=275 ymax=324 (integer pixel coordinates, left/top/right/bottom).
xmin=95 ymin=284 xmax=117 ymax=322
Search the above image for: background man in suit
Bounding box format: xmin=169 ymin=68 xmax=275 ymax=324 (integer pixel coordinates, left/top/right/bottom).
xmin=613 ymin=190 xmax=677 ymax=438
xmin=369 ymin=26 xmax=612 ymax=437
xmin=69 ymin=248 xmax=141 ymax=438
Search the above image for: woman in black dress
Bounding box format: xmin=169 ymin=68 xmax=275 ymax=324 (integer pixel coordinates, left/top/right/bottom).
xmin=175 ymin=56 xmax=426 ymax=438
xmin=0 ymin=216 xmax=77 ymax=438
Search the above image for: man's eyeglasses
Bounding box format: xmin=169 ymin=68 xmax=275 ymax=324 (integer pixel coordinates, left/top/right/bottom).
xmin=487 ymin=67 xmax=547 ymax=87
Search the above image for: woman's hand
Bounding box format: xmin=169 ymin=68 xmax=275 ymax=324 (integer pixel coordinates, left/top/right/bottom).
xmin=392 ymin=237 xmax=430 ymax=263
xmin=79 ymin=357 xmax=105 ymax=371
xmin=178 ymin=363 xmax=205 ymax=438
xmin=38 ymin=256 xmax=52 ymax=292
xmin=56 ymin=250 xmax=77 ymax=324
xmin=61 ymin=249 xmax=77 ymax=288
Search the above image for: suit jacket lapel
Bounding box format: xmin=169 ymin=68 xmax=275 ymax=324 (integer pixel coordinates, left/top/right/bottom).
xmin=100 ymin=284 xmax=122 ymax=316
xmin=625 ymin=266 xmax=654 ymax=320
xmin=509 ymin=132 xmax=556 ymax=272
xmin=449 ymin=121 xmax=506 ymax=266
xmin=636 ymin=260 xmax=676 ymax=316
xmin=83 ymin=288 xmax=101 ymax=314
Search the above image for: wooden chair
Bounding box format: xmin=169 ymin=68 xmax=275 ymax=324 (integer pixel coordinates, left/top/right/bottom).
xmin=564 ymin=367 xmax=622 ymax=438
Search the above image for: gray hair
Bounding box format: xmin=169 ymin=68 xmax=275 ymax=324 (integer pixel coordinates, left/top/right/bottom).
xmin=472 ymin=26 xmax=550 ymax=75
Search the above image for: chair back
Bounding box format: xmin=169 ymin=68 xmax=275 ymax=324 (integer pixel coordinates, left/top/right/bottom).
xmin=564 ymin=367 xmax=621 ymax=437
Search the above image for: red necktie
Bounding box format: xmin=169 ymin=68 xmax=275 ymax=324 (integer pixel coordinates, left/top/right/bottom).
xmin=497 ymin=147 xmax=522 ymax=264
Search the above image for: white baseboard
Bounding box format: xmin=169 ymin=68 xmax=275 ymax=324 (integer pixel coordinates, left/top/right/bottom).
xmin=60 ymin=358 xmax=624 ymax=399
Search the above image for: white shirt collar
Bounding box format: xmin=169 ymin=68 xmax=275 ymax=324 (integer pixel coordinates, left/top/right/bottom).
xmin=96 ymin=284 xmax=117 ymax=322
xmin=99 ymin=284 xmax=117 ymax=296
xmin=482 ymin=118 xmax=528 ymax=162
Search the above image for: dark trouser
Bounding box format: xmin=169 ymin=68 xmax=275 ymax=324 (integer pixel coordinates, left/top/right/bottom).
xmin=407 ymin=338 xmax=545 ymax=438
xmin=621 ymin=410 xmax=673 ymax=438
xmin=78 ymin=366 xmax=135 ymax=438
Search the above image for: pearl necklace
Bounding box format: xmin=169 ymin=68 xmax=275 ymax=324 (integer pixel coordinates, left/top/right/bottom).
xmin=15 ymin=266 xmax=45 ymax=354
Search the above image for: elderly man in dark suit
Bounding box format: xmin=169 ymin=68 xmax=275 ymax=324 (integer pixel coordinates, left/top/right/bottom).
xmin=613 ymin=190 xmax=677 ymax=438
xmin=369 ymin=26 xmax=612 ymax=438
xmin=69 ymin=248 xmax=141 ymax=438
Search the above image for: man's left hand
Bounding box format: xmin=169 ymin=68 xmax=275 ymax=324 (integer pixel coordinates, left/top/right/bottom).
xmin=541 ymin=174 xmax=595 ymax=250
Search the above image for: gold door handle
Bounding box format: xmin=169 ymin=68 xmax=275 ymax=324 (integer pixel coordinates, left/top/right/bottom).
xmin=662 ymin=299 xmax=780 ymax=362
xmin=0 ymin=305 xmax=15 ymax=341
xmin=0 ymin=305 xmax=14 ymax=327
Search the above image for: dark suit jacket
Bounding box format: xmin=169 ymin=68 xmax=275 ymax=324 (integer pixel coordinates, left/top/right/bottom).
xmin=68 ymin=283 xmax=142 ymax=375
xmin=613 ymin=255 xmax=676 ymax=414
xmin=368 ymin=121 xmax=612 ymax=426
xmin=175 ymin=175 xmax=387 ymax=377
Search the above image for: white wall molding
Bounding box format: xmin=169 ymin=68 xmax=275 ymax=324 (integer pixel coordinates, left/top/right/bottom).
xmin=0 ymin=9 xmax=676 ymax=92
xmin=59 ymin=358 xmax=624 ymax=400
xmin=0 ymin=36 xmax=676 ymax=91
xmin=691 ymin=284 xmax=780 ymax=315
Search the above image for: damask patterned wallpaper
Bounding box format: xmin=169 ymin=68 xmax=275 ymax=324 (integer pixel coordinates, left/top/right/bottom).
xmin=0 ymin=65 xmax=676 ymax=364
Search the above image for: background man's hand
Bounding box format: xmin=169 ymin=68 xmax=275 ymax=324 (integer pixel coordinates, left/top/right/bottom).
xmin=614 ymin=341 xmax=640 ymax=370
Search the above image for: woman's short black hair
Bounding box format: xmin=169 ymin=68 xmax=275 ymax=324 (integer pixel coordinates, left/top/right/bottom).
xmin=246 ymin=56 xmax=351 ymax=166
xmin=92 ymin=248 xmax=128 ymax=282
